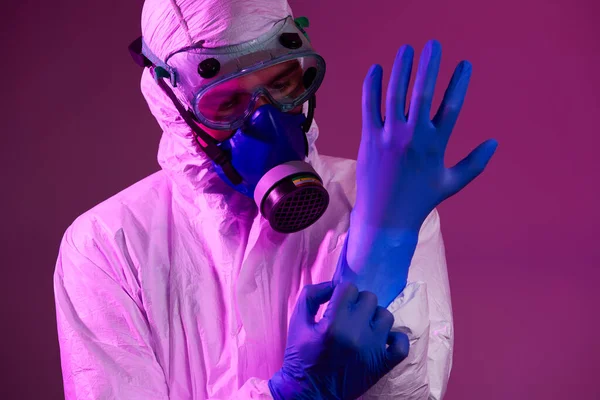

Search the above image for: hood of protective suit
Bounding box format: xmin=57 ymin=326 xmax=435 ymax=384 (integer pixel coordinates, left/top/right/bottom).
xmin=139 ymin=0 xmax=323 ymax=221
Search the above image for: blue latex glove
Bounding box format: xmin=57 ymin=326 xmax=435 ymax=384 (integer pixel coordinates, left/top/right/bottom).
xmin=343 ymin=40 xmax=498 ymax=306
xmin=333 ymin=227 xmax=417 ymax=308
xmin=269 ymin=281 xmax=409 ymax=400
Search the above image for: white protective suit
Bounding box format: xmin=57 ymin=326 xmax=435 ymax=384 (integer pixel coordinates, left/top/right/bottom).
xmin=53 ymin=0 xmax=454 ymax=399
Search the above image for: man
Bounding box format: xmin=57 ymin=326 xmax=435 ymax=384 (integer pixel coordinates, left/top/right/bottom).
xmin=53 ymin=0 xmax=497 ymax=399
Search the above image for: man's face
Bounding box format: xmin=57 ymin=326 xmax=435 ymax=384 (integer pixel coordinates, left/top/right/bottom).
xmin=195 ymin=60 xmax=305 ymax=142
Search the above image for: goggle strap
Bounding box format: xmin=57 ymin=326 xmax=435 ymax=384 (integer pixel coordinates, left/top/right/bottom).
xmin=156 ymin=77 xmax=244 ymax=185
xmin=294 ymin=17 xmax=311 ymax=43
xmin=128 ymin=37 xmax=153 ymax=68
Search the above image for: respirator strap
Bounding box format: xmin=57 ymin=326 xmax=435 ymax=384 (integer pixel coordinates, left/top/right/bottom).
xmin=128 ymin=36 xmax=243 ymax=185
xmin=301 ymin=95 xmax=317 ymax=156
xmin=155 ymin=78 xmax=244 ymax=185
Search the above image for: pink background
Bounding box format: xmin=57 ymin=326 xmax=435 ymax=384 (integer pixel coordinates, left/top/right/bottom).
xmin=2 ymin=0 xmax=598 ymax=398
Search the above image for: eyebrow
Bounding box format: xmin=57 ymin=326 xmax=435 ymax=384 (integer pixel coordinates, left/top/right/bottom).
xmin=206 ymin=62 xmax=303 ymax=101
xmin=268 ymin=62 xmax=302 ymax=84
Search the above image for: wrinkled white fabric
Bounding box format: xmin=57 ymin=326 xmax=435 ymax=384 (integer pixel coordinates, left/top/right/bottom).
xmin=54 ymin=1 xmax=454 ymax=399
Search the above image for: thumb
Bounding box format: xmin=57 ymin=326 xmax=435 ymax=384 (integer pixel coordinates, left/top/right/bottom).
xmin=446 ymin=139 xmax=498 ymax=197
xmin=297 ymin=281 xmax=335 ymax=326
xmin=385 ymin=331 xmax=410 ymax=370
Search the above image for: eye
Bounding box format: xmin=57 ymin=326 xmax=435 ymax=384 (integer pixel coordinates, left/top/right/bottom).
xmin=219 ymin=97 xmax=240 ymax=112
xmin=269 ymin=80 xmax=292 ymax=91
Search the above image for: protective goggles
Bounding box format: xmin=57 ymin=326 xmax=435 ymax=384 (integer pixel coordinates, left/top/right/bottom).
xmin=135 ymin=16 xmax=326 ymax=131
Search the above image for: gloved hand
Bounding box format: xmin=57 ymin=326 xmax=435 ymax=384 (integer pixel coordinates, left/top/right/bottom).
xmin=342 ymin=40 xmax=498 ymax=306
xmin=353 ymin=39 xmax=498 ymax=234
xmin=269 ymin=281 xmax=409 ymax=400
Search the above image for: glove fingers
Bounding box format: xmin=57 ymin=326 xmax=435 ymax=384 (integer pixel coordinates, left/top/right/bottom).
xmin=362 ymin=64 xmax=384 ymax=134
xmin=355 ymin=291 xmax=379 ymax=319
xmin=446 ymin=139 xmax=498 ymax=197
xmin=324 ymin=281 xmax=360 ymax=321
xmin=408 ymin=40 xmax=442 ymax=124
xmin=432 ymin=60 xmax=472 ymax=136
xmin=372 ymin=306 xmax=395 ymax=334
xmin=385 ymin=331 xmax=410 ymax=369
xmin=298 ymin=281 xmax=335 ymax=325
xmin=385 ymin=45 xmax=414 ymax=124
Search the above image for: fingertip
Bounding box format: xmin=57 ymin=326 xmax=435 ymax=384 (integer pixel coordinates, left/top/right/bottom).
xmin=305 ymin=281 xmax=334 ymax=298
xmin=473 ymin=140 xmax=499 ymax=172
xmin=368 ymin=64 xmax=382 ymax=77
xmin=396 ymin=44 xmax=414 ymax=60
xmin=428 ymin=39 xmax=442 ymax=50
xmin=484 ymin=139 xmax=499 ymax=157
xmin=374 ymin=65 xmax=383 ymax=81
xmin=363 ymin=65 xmax=382 ymax=93
xmin=459 ymin=60 xmax=473 ymax=78
xmin=406 ymin=45 xmax=415 ymax=61
xmin=387 ymin=331 xmax=410 ymax=364
xmin=397 ymin=332 xmax=410 ymax=358
xmin=488 ymin=140 xmax=499 ymax=160
xmin=422 ymin=39 xmax=441 ymax=61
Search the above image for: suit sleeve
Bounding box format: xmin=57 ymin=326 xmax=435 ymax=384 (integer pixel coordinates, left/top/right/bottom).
xmin=54 ymin=223 xmax=276 ymax=400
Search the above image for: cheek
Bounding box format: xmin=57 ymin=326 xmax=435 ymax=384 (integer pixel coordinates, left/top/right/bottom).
xmin=194 ymin=105 xmax=305 ymax=144
xmin=197 ymin=123 xmax=234 ymax=142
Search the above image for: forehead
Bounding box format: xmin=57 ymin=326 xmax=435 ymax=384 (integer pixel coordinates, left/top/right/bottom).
xmin=208 ymin=60 xmax=300 ymax=95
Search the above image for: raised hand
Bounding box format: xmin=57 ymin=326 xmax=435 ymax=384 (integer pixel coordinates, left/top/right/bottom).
xmin=340 ymin=40 xmax=498 ymax=307
xmin=353 ymin=39 xmax=498 ymax=233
